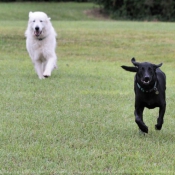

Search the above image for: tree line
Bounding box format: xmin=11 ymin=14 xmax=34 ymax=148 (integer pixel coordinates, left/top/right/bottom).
xmin=1 ymin=0 xmax=175 ymax=21
xmin=92 ymin=0 xmax=175 ymax=21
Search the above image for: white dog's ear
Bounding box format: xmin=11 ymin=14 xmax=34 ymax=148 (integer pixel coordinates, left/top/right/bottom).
xmin=29 ymin=11 xmax=33 ymax=18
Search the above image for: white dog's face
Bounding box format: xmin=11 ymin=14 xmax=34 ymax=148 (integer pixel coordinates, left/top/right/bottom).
xmin=28 ymin=11 xmax=50 ymax=38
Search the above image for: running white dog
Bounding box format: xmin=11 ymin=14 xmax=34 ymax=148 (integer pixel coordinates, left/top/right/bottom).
xmin=25 ymin=11 xmax=57 ymax=79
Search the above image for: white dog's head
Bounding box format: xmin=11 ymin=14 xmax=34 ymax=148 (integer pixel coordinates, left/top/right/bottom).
xmin=28 ymin=11 xmax=51 ymax=38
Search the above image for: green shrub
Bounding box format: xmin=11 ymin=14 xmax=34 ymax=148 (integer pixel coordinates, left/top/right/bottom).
xmin=92 ymin=0 xmax=175 ymax=21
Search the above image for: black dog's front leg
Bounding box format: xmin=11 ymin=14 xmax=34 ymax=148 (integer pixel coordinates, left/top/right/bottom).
xmin=155 ymin=104 xmax=166 ymax=130
xmin=135 ymin=107 xmax=148 ymax=133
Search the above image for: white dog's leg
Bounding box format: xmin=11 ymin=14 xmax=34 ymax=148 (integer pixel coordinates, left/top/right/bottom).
xmin=43 ymin=57 xmax=57 ymax=77
xmin=34 ymin=61 xmax=44 ymax=79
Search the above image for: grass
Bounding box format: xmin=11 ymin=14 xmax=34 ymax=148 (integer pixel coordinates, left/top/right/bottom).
xmin=0 ymin=2 xmax=175 ymax=174
xmin=0 ymin=2 xmax=98 ymax=21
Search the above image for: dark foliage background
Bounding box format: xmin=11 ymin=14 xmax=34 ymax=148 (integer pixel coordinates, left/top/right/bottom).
xmin=1 ymin=0 xmax=175 ymax=21
xmin=91 ymin=0 xmax=175 ymax=21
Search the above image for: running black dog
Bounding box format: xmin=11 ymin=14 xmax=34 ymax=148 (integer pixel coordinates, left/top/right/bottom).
xmin=121 ymin=58 xmax=166 ymax=133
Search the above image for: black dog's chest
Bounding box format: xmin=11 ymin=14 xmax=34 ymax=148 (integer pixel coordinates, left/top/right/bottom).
xmin=138 ymin=93 xmax=160 ymax=109
xmin=144 ymin=101 xmax=159 ymax=109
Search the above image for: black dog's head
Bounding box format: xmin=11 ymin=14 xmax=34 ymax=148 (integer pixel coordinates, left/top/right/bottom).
xmin=121 ymin=58 xmax=162 ymax=86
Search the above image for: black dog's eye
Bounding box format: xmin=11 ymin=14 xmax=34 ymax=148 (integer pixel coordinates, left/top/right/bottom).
xmin=148 ymin=67 xmax=153 ymax=74
xmin=141 ymin=67 xmax=144 ymax=71
xmin=148 ymin=67 xmax=152 ymax=72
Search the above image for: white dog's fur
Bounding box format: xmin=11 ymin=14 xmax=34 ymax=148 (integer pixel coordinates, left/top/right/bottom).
xmin=25 ymin=11 xmax=57 ymax=79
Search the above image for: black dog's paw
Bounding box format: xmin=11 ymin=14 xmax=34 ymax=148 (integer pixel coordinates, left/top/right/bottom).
xmin=155 ymin=124 xmax=162 ymax=130
xmin=140 ymin=126 xmax=148 ymax=133
xmin=139 ymin=129 xmax=146 ymax=135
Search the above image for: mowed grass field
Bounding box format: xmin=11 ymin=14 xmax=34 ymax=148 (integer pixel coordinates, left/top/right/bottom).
xmin=0 ymin=2 xmax=175 ymax=174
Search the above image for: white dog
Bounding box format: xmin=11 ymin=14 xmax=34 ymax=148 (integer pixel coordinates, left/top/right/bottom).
xmin=25 ymin=11 xmax=57 ymax=79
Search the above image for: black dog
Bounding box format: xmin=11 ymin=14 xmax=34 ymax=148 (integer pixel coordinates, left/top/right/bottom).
xmin=121 ymin=58 xmax=166 ymax=133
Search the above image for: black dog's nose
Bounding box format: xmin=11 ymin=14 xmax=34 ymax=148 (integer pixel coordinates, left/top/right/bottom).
xmin=144 ymin=76 xmax=150 ymax=82
xmin=35 ymin=26 xmax=39 ymax=31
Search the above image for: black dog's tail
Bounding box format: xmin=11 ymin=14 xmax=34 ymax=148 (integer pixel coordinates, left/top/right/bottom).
xmin=121 ymin=66 xmax=138 ymax=72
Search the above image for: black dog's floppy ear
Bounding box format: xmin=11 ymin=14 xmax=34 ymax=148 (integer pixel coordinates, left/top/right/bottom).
xmin=153 ymin=63 xmax=163 ymax=70
xmin=157 ymin=63 xmax=163 ymax=68
xmin=131 ymin=57 xmax=139 ymax=67
xmin=121 ymin=66 xmax=138 ymax=72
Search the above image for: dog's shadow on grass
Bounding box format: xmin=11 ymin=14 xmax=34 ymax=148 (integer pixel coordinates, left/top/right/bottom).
xmin=134 ymin=128 xmax=175 ymax=144
xmin=114 ymin=124 xmax=175 ymax=145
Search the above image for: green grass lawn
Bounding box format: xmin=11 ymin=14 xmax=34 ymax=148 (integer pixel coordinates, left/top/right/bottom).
xmin=0 ymin=2 xmax=99 ymax=21
xmin=0 ymin=2 xmax=175 ymax=174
